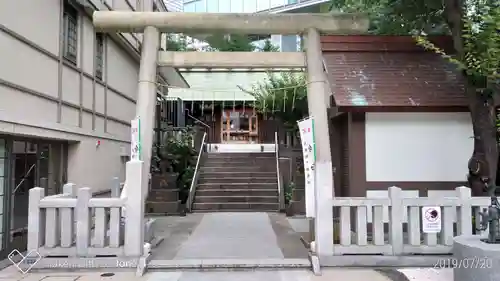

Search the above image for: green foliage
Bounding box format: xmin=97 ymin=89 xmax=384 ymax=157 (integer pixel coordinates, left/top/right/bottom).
xmin=329 ymin=0 xmax=500 ymax=85
xmin=259 ymin=39 xmax=280 ymax=52
xmin=205 ymin=34 xmax=256 ymax=52
xmin=329 ymin=0 xmax=448 ymax=35
xmin=153 ymin=128 xmax=197 ymax=202
xmin=165 ymin=34 xmax=197 ymax=51
xmin=243 ymin=72 xmax=308 ymax=128
xmin=284 ymin=182 xmax=295 ymax=205
xmin=414 ymin=1 xmax=500 ymax=87
xmin=461 ymin=3 xmax=500 ymax=81
xmin=160 ymin=130 xmax=196 ymax=173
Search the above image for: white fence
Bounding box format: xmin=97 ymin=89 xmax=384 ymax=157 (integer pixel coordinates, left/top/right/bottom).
xmin=28 ymin=161 xmax=146 ymax=258
xmin=330 ymin=186 xmax=492 ymax=256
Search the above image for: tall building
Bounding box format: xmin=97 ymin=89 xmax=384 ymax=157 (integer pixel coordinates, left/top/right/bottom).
xmin=0 ymin=0 xmax=186 ymax=258
xmin=164 ymin=0 xmax=184 ymax=11
xmin=182 ymin=0 xmax=332 ymax=51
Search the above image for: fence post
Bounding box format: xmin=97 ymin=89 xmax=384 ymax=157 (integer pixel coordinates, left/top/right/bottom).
xmin=60 ymin=183 xmax=77 ymax=249
xmin=63 ymin=183 xmax=77 ymax=196
xmin=388 ymin=186 xmax=404 ymax=255
xmin=111 ymin=177 xmax=121 ymax=198
xmin=124 ymin=160 xmax=145 ymax=257
xmin=76 ymin=187 xmax=92 ymax=257
xmin=456 ymin=186 xmax=473 ymax=236
xmin=27 ymin=187 xmax=45 ymax=253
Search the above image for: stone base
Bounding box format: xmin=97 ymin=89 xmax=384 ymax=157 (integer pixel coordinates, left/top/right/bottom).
xmin=144 ymin=218 xmax=155 ymax=243
xmin=151 ymin=173 xmax=178 ymax=189
xmin=146 ymin=201 xmax=182 ymax=215
xmin=148 ymin=189 xmax=180 ymax=201
xmin=286 ymin=200 xmax=305 ymax=216
xmin=453 ymin=235 xmax=500 ymax=281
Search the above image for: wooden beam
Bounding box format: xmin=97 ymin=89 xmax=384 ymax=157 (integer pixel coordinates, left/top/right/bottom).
xmin=157 ymin=51 xmax=307 ymax=68
xmin=93 ymin=12 xmax=369 ymax=34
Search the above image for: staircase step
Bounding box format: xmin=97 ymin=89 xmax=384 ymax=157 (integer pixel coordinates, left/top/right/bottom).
xmin=199 ymin=171 xmax=276 ymax=177
xmin=192 ymin=202 xmax=279 ymax=211
xmin=204 ymin=158 xmax=276 ymax=164
xmin=146 ymin=201 xmax=181 ymax=214
xmin=147 ymin=189 xmax=179 ymax=201
xmin=199 ymin=177 xmax=277 ymax=184
xmin=197 ymin=189 xmax=278 ymax=197
xmin=206 ymin=153 xmax=275 ymax=159
xmin=202 ymin=162 xmax=276 ymax=168
xmin=192 ymin=209 xmax=277 ymax=213
xmin=197 ymin=183 xmax=278 ymax=190
xmin=201 ymin=166 xmax=274 ymax=172
xmin=195 ymin=196 xmax=278 ymax=203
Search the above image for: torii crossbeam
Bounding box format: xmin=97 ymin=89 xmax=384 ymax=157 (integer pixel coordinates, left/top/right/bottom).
xmin=93 ymin=11 xmax=368 ymax=261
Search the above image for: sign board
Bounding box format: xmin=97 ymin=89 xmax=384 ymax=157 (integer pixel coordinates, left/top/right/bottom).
xmin=422 ymin=206 xmax=442 ymax=233
xmin=297 ymin=117 xmax=316 ymax=218
xmin=131 ymin=117 xmax=141 ymax=161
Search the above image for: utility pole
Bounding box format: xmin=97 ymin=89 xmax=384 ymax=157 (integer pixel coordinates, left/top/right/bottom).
xmin=305 ymin=28 xmax=334 ymax=256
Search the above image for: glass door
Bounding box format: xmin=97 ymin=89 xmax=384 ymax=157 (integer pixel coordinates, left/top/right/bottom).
xmin=7 ymin=139 xmax=66 ymax=254
xmin=10 ymin=141 xmax=36 ymax=252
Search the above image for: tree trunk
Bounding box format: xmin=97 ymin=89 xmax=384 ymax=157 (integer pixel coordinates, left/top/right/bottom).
xmin=442 ymin=0 xmax=499 ymax=196
xmin=466 ymin=83 xmax=498 ymax=196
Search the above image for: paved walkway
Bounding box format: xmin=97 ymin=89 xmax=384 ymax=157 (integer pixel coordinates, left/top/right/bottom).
xmin=174 ymin=212 xmax=282 ymax=259
xmin=0 ymin=267 xmax=406 ymax=281
xmin=0 ymin=212 xmax=455 ymax=280
xmin=151 ymin=212 xmax=309 ymax=260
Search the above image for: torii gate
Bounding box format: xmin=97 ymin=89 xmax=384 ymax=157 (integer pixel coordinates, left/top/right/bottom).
xmin=93 ymin=11 xmax=368 ymax=259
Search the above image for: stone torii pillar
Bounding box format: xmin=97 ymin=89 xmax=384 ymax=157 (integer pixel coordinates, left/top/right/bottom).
xmin=93 ymin=11 xmax=368 ymax=259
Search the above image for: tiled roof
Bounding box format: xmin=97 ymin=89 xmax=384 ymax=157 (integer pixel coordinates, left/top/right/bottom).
xmin=322 ymin=36 xmax=468 ymax=108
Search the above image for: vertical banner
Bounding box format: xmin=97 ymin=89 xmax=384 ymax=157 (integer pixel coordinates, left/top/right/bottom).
xmin=131 ymin=117 xmax=141 ymax=161
xmin=297 ymin=117 xmax=316 ymax=218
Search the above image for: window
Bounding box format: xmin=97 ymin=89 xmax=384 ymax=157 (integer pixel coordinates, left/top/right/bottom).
xmin=184 ymin=2 xmax=195 ymax=12
xmin=63 ymin=1 xmax=78 ymax=64
xmin=95 ymin=33 xmax=104 ymax=80
xmin=243 ymin=0 xmax=257 ymax=12
xmin=206 ymin=0 xmax=219 ymax=12
xmin=218 ymin=0 xmax=230 ymax=12
xmin=194 ymin=0 xmax=206 ymax=12
xmin=230 ymin=0 xmax=243 ymax=12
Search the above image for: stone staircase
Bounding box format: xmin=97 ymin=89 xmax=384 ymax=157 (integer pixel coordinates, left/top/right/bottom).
xmin=192 ymin=152 xmax=280 ymax=212
xmin=146 ymin=173 xmax=183 ymax=215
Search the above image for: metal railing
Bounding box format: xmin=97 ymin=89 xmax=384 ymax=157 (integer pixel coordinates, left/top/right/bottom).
xmin=275 ymin=132 xmax=285 ymax=211
xmin=185 ymin=109 xmax=210 ymax=130
xmin=187 ymin=132 xmax=207 ymax=212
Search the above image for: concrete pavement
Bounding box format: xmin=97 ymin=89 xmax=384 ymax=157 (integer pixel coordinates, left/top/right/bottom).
xmin=0 ymin=267 xmax=408 ymax=281
xmin=0 ymin=212 xmax=455 ymax=280
xmin=150 ymin=212 xmax=309 ymax=260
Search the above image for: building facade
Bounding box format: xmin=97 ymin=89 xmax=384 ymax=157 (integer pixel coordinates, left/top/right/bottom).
xmin=164 ymin=0 xmax=184 ymax=11
xmin=182 ymin=0 xmax=331 ymax=51
xmin=0 ymin=0 xmax=186 ymax=259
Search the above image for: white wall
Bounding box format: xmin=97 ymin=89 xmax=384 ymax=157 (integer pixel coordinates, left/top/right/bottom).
xmin=365 ymin=112 xmax=474 ymax=182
